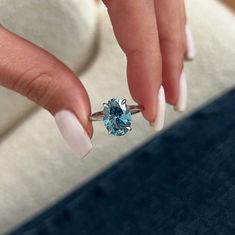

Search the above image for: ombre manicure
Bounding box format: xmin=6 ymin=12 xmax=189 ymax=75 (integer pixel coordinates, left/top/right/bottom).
xmin=174 ymin=70 xmax=187 ymax=112
xmin=55 ymin=110 xmax=92 ymax=159
xmin=150 ymin=86 xmax=166 ymax=131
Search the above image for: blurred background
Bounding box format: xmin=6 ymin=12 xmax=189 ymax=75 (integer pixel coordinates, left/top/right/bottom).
xmin=0 ymin=0 xmax=234 ymax=234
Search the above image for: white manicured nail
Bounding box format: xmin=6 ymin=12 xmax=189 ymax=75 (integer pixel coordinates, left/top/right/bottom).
xmin=150 ymin=86 xmax=166 ymax=131
xmin=185 ymin=24 xmax=196 ymax=60
xmin=174 ymin=70 xmax=187 ymax=112
xmin=55 ymin=110 xmax=92 ymax=159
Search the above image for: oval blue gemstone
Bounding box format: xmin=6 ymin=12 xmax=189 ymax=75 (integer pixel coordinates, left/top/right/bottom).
xmin=103 ymin=98 xmax=132 ymax=136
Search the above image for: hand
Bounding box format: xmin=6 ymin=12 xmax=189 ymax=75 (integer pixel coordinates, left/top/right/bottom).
xmin=102 ymin=0 xmax=195 ymax=127
xmin=0 ymin=0 xmax=195 ymax=159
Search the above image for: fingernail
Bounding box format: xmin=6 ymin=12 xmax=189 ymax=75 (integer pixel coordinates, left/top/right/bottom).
xmin=185 ymin=24 xmax=196 ymax=60
xmin=55 ymin=110 xmax=92 ymax=159
xmin=174 ymin=70 xmax=187 ymax=112
xmin=150 ymin=86 xmax=166 ymax=131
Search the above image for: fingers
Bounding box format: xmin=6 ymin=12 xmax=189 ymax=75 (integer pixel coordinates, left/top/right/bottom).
xmin=103 ymin=0 xmax=164 ymax=125
xmin=155 ymin=0 xmax=187 ymax=110
xmin=0 ymin=26 xmax=92 ymax=158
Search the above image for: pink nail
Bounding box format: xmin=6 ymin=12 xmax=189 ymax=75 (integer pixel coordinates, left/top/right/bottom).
xmin=55 ymin=110 xmax=92 ymax=159
xmin=150 ymin=86 xmax=166 ymax=131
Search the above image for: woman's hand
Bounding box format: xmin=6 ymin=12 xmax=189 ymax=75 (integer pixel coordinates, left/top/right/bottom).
xmin=0 ymin=0 xmax=195 ymax=158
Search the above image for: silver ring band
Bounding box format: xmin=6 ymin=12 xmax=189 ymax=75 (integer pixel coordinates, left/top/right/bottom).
xmin=90 ymin=105 xmax=141 ymax=121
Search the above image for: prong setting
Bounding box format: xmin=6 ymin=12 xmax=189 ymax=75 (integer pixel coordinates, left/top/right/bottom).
xmin=127 ymin=127 xmax=132 ymax=132
xmin=121 ymin=99 xmax=127 ymax=105
xmin=103 ymin=103 xmax=108 ymax=108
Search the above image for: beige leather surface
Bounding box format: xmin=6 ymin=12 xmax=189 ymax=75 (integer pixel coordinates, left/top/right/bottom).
xmin=0 ymin=0 xmax=235 ymax=234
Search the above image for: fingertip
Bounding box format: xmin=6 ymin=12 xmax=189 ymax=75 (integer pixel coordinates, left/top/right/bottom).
xmin=140 ymin=103 xmax=157 ymax=124
xmin=163 ymin=71 xmax=180 ymax=106
xmin=49 ymin=77 xmax=94 ymax=138
xmin=54 ymin=110 xmax=93 ymax=159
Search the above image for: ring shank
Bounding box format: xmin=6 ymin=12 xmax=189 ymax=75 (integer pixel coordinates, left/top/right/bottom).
xmin=90 ymin=105 xmax=141 ymax=122
xmin=128 ymin=105 xmax=141 ymax=115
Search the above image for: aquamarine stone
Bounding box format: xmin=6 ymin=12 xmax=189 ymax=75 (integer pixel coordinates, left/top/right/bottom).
xmin=103 ymin=98 xmax=132 ymax=136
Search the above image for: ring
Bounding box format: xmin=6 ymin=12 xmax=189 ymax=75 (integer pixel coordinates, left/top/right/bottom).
xmin=90 ymin=98 xmax=141 ymax=136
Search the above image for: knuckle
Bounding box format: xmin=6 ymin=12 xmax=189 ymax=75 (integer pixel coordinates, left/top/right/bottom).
xmin=126 ymin=46 xmax=162 ymax=61
xmin=25 ymin=71 xmax=54 ymax=105
xmin=160 ymin=35 xmax=186 ymax=55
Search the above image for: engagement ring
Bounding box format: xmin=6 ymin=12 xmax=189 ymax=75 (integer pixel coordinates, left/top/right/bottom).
xmin=90 ymin=98 xmax=141 ymax=136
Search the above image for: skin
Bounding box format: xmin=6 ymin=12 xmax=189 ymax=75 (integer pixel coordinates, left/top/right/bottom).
xmin=0 ymin=0 xmax=187 ymax=137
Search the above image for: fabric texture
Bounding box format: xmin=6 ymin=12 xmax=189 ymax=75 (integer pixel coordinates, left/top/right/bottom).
xmin=10 ymin=89 xmax=235 ymax=235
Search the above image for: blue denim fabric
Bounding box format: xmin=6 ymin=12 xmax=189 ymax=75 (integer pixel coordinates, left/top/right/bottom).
xmin=10 ymin=89 xmax=235 ymax=235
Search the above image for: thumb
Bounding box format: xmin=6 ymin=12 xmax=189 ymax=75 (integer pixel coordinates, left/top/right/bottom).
xmin=0 ymin=25 xmax=92 ymax=158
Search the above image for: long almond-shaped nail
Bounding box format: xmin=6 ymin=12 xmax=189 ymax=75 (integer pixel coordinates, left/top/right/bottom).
xmin=55 ymin=110 xmax=92 ymax=159
xmin=185 ymin=24 xmax=196 ymax=60
xmin=150 ymin=86 xmax=166 ymax=131
xmin=174 ymin=70 xmax=187 ymax=112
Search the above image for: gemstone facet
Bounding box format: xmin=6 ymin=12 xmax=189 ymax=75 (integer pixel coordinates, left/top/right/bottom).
xmin=103 ymin=98 xmax=132 ymax=136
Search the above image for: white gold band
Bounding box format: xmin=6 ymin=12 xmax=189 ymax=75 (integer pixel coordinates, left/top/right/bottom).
xmin=90 ymin=105 xmax=141 ymax=121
